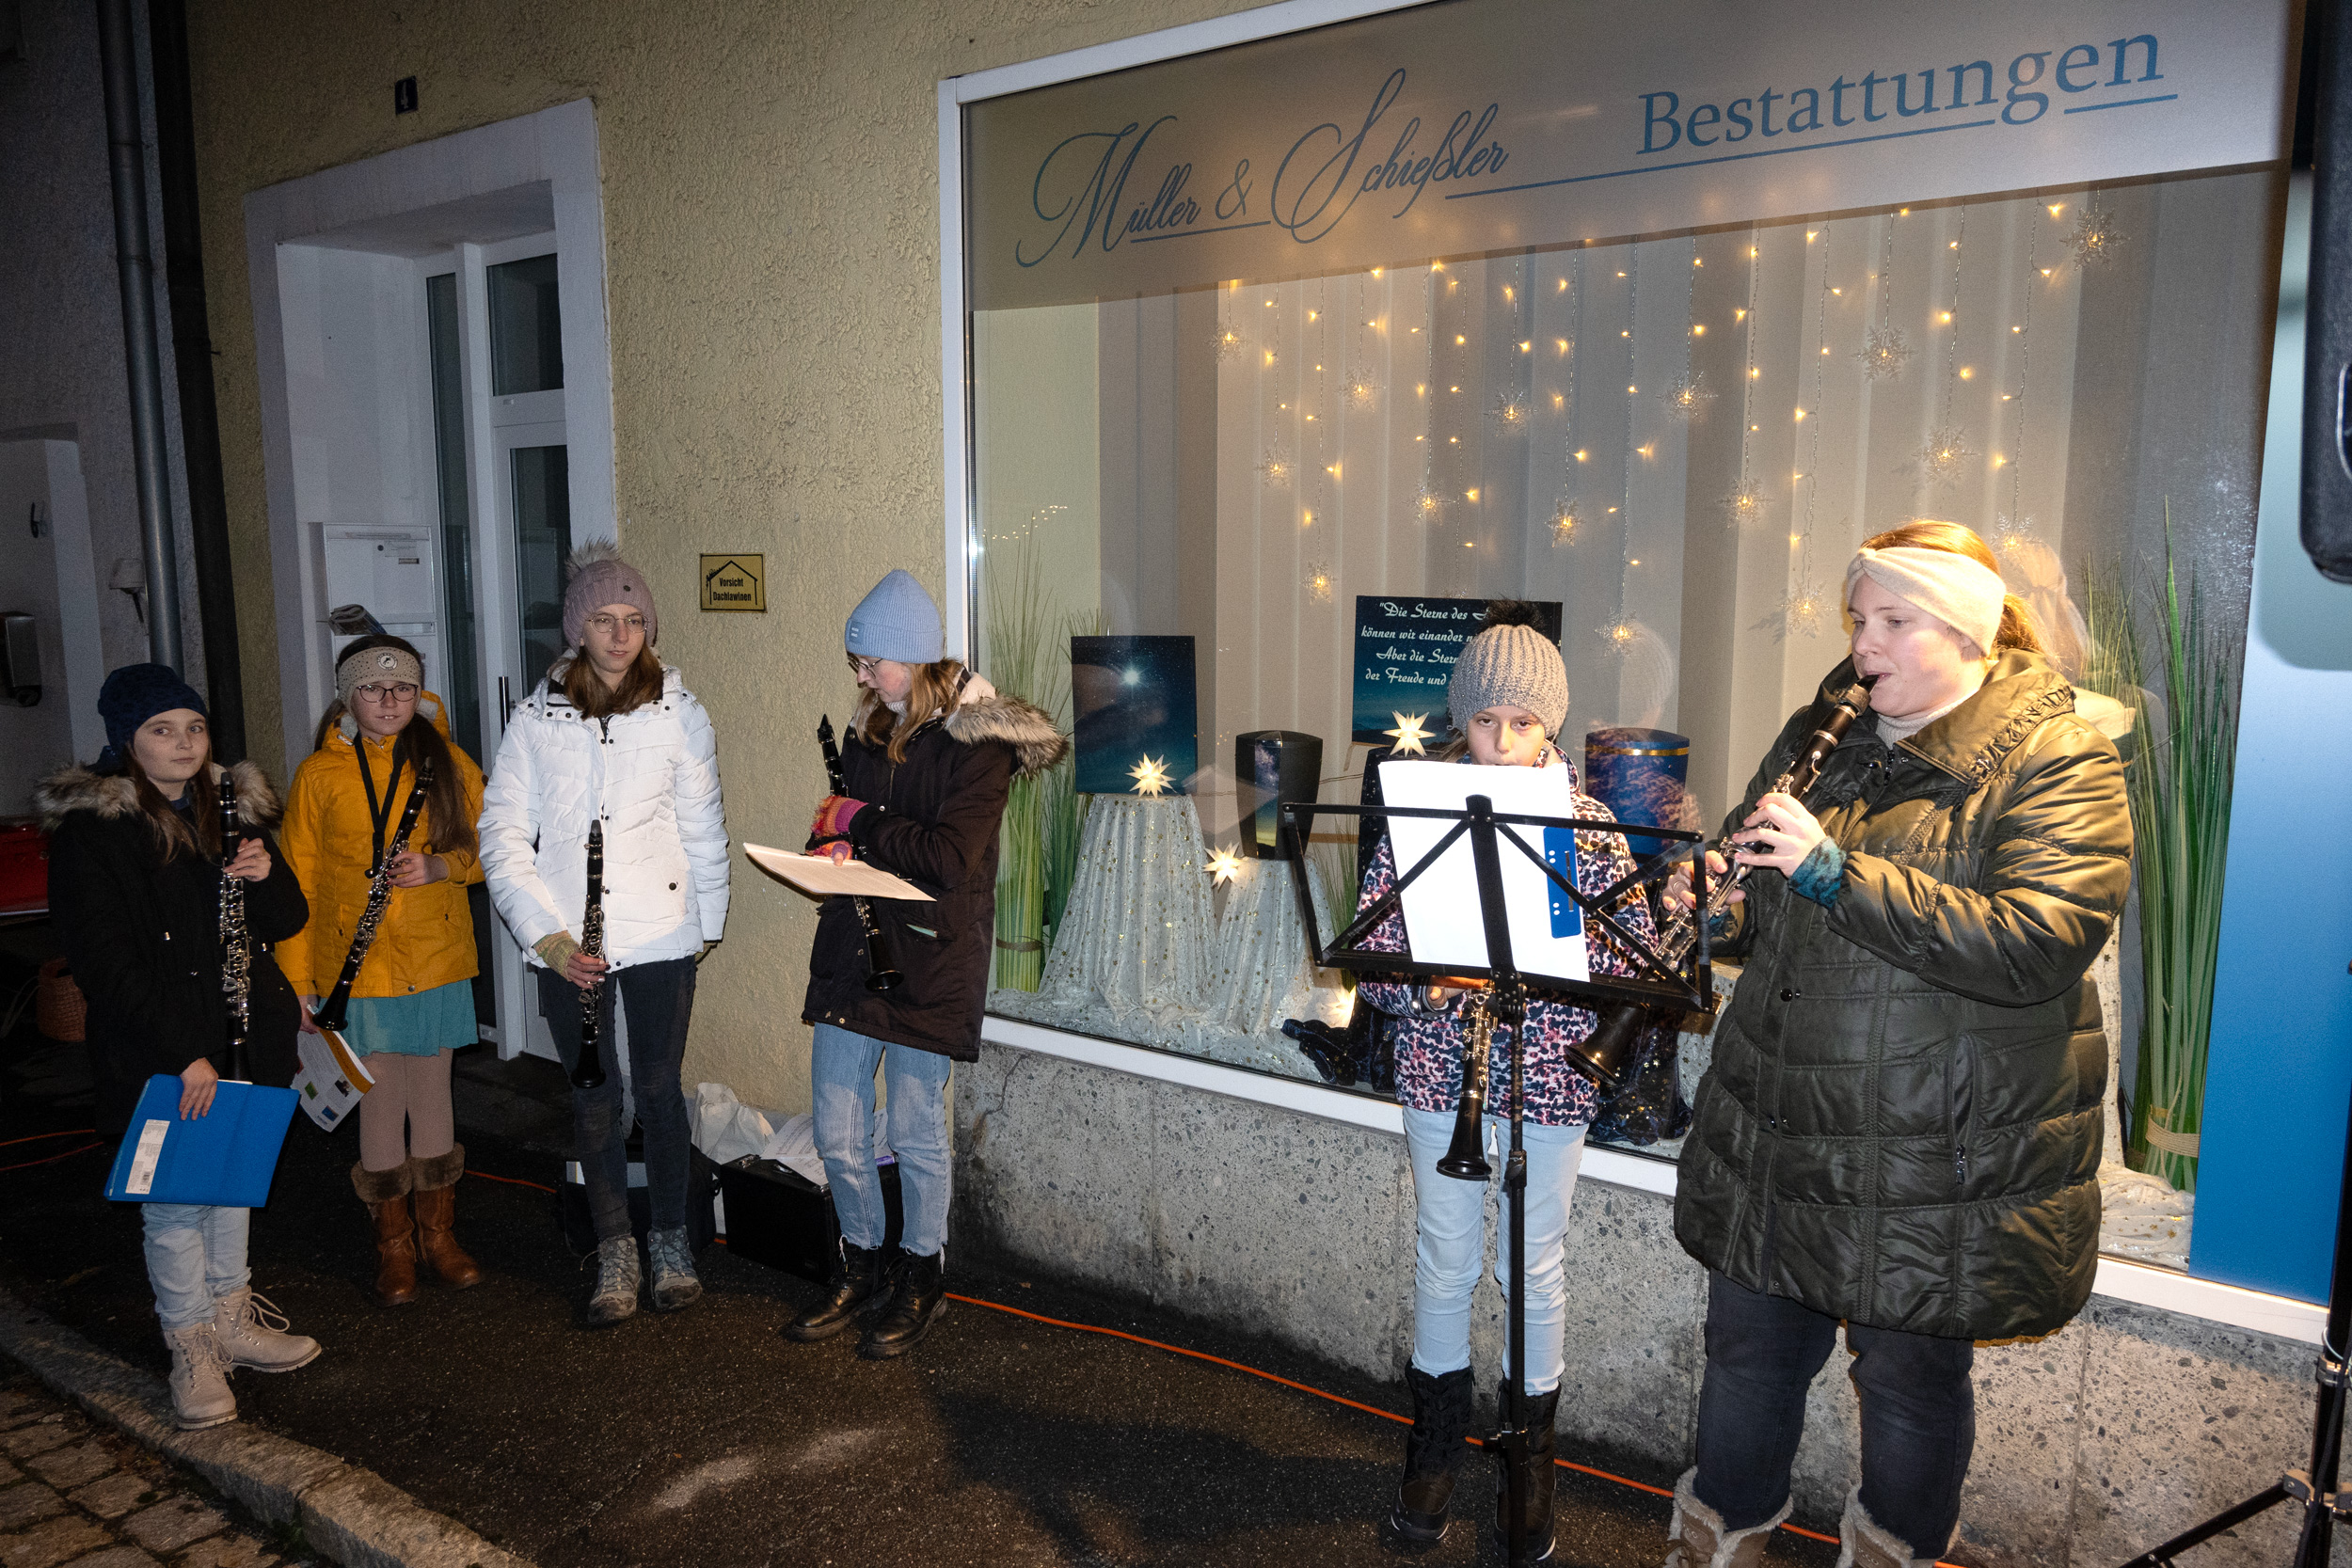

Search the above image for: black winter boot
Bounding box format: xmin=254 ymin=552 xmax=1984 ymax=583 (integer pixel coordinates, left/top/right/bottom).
xmin=857 ymin=1249 xmax=946 ymax=1359
xmin=1384 ymin=1365 xmax=1476 ymax=1547
xmin=784 ymin=1242 xmax=890 ymax=1342
xmin=1496 ymin=1383 xmax=1562 ymax=1562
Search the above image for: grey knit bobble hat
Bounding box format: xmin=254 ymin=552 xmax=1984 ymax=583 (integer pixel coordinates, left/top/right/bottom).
xmin=1446 ymin=604 xmax=1569 ymax=739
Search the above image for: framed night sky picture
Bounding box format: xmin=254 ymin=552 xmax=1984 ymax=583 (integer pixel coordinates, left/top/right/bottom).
xmin=1071 ymin=635 xmax=1200 ymax=796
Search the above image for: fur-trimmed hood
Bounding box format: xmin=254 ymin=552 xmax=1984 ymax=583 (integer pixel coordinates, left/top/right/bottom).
xmin=34 ymin=759 xmax=282 ymax=835
xmin=944 ymin=693 xmax=1069 ymax=779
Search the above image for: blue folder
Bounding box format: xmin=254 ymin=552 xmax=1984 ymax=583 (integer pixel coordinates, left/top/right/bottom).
xmin=103 ymin=1075 xmax=300 ymax=1207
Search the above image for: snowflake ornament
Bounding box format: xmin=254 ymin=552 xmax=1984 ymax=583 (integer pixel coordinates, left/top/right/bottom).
xmin=1256 ymin=445 xmax=1294 ymax=489
xmin=1547 ymin=496 xmax=1580 ymax=547
xmin=1304 ymin=561 xmax=1335 ymax=603
xmin=1597 ymin=617 xmax=1642 ymax=656
xmin=1991 ymin=513 xmax=2038 ymax=554
xmin=1661 ymin=372 xmax=1716 ymax=418
xmin=1856 ymin=327 xmax=1915 ymax=381
xmin=1343 ymin=366 xmax=1382 ymax=409
xmin=2068 ymin=202 xmax=2123 ymax=268
xmin=1753 ymin=574 xmax=1834 ymax=642
xmin=1915 ymin=425 xmax=1977 ymax=485
xmin=1211 ymin=325 xmax=1249 ymax=363
xmin=1721 ymin=477 xmax=1767 ymax=527
xmin=1411 ymin=483 xmax=1447 ymax=523
xmin=1488 ymin=388 xmax=1534 ymax=430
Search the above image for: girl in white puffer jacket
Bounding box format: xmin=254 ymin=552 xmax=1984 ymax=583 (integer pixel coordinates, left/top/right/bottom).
xmin=479 ymin=545 xmax=729 ymax=1324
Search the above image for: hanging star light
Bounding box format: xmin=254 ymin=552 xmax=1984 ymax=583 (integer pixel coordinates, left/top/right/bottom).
xmin=2067 ymin=201 xmax=2123 ymax=267
xmin=1856 ymin=327 xmax=1915 ymax=381
xmin=1597 ymin=617 xmax=1642 ymax=656
xmin=1547 ymin=495 xmax=1580 ymax=547
xmin=1721 ymin=476 xmax=1767 ymax=526
xmin=1383 ymin=711 xmax=1435 ymax=756
xmin=1991 ymin=512 xmax=2038 ymax=554
xmin=1128 ymin=754 xmax=1172 ymax=798
xmin=1205 ymin=846 xmax=1246 ymax=886
xmin=1661 ymin=372 xmax=1716 ymax=418
xmin=1753 ymin=573 xmax=1833 ymax=642
xmin=1915 ymin=425 xmax=1977 ymax=484
xmin=1343 ymin=365 xmax=1382 ymax=409
xmin=1211 ymin=324 xmax=1249 ymax=363
xmin=1411 ymin=483 xmax=1446 ymax=523
xmin=1488 ymin=387 xmax=1534 ymax=429
xmin=1304 ymin=561 xmax=1335 ymax=603
xmin=1256 ymin=445 xmax=1293 ymax=488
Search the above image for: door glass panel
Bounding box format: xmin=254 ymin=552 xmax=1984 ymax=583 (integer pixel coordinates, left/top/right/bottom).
xmin=511 ymin=444 xmax=573 ymax=692
xmin=424 ymin=274 xmax=482 ymax=759
xmin=488 ymin=254 xmax=564 ymax=395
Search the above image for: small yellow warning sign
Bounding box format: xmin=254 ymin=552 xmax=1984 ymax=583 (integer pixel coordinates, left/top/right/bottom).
xmin=699 ymin=554 xmax=766 ymax=612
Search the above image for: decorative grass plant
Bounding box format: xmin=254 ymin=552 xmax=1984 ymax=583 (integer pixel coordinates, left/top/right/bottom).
xmin=2084 ymin=507 xmax=2240 ymax=1193
xmin=984 ymin=543 xmax=1082 ymax=991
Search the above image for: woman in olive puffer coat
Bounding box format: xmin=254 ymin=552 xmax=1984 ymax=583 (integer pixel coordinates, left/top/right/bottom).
xmin=1662 ymin=521 xmax=2131 ymax=1568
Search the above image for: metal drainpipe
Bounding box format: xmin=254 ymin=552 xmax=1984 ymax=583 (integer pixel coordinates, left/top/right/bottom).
xmin=97 ymin=0 xmax=185 ymax=672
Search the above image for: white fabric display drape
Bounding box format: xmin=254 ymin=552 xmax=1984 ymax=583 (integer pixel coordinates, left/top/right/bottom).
xmin=1021 ymin=796 xmax=1216 ymax=1029
xmin=1200 ymin=855 xmax=1353 ymax=1064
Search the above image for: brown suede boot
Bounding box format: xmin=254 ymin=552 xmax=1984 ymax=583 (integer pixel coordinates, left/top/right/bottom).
xmin=408 ymin=1147 xmax=483 ymax=1289
xmin=352 ymin=1163 xmax=419 ymax=1307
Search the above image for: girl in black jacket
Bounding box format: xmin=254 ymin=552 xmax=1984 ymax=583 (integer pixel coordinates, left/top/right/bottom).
xmin=39 ymin=665 xmax=319 ymax=1432
xmin=787 ymin=571 xmax=1064 ymax=1358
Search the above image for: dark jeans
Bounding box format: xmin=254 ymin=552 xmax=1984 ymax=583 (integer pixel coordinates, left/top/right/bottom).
xmin=537 ymin=957 xmax=697 ymax=1244
xmin=1692 ymin=1270 xmax=1975 ymax=1555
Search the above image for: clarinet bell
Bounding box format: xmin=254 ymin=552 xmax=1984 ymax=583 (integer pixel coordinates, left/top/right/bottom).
xmin=1435 ymin=1107 xmax=1492 ymax=1180
xmin=1567 ymin=1005 xmax=1647 ymax=1098
xmin=863 ymin=966 xmax=903 ymax=994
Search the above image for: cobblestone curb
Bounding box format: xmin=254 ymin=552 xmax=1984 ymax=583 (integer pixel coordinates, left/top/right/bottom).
xmin=0 ymin=1289 xmax=532 ymax=1568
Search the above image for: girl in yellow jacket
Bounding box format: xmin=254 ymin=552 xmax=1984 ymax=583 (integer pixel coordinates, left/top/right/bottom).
xmin=275 ymin=637 xmax=487 ymax=1307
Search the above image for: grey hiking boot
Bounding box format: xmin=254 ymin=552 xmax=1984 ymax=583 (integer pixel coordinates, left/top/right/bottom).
xmin=212 ymin=1287 xmax=320 ymax=1372
xmin=587 ymin=1235 xmax=641 ymax=1324
xmin=645 ymin=1226 xmax=702 ymax=1312
xmin=163 ymin=1323 xmax=237 ymax=1430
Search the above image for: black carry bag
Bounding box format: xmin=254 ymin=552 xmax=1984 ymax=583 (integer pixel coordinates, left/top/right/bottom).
xmin=559 ymin=1142 xmax=722 ymax=1258
xmin=719 ymin=1155 xmax=904 ymax=1284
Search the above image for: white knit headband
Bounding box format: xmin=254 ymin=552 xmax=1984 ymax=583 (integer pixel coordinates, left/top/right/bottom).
xmin=1844 ymin=546 xmax=2007 ymax=657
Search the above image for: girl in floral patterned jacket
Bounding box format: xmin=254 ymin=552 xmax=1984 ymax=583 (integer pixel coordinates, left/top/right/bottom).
xmin=1357 ymin=604 xmax=1655 ymax=1559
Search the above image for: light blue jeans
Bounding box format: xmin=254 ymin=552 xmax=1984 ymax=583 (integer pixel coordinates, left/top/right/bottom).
xmin=811 ymin=1023 xmax=952 ymax=1259
xmin=141 ymin=1203 xmax=250 ymax=1331
xmin=1401 ymin=1106 xmax=1587 ymax=1396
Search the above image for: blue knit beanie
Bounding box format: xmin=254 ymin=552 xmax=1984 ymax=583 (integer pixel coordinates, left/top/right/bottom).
xmin=98 ymin=663 xmax=207 ymax=764
xmin=845 ymin=570 xmax=945 ymax=664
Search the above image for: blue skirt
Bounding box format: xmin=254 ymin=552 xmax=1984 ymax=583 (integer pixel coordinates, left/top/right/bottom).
xmin=343 ymin=979 xmax=477 ymax=1058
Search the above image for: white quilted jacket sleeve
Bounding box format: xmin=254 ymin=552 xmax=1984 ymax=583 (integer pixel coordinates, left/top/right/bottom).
xmin=672 ymin=690 xmax=730 ymax=942
xmin=479 ymin=705 xmax=571 ymax=955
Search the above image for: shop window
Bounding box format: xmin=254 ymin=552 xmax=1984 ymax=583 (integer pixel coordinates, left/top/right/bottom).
xmin=953 ymin=7 xmax=2291 ymax=1270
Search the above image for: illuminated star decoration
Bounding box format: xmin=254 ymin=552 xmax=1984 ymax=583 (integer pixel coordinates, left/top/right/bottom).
xmin=1412 ymin=483 xmax=1446 ymax=523
xmin=1128 ymin=754 xmax=1172 ymax=798
xmin=1256 ymin=445 xmax=1293 ymax=488
xmin=1597 ymin=617 xmax=1641 ymax=657
xmin=1547 ymin=496 xmax=1580 ymax=547
xmin=1721 ymin=477 xmax=1767 ymax=527
xmin=1753 ymin=572 xmax=1833 ymax=641
xmin=1915 ymin=425 xmax=1977 ymax=485
xmin=1384 ymin=711 xmax=1435 ymax=756
xmin=1661 ymin=372 xmax=1716 ymax=418
xmin=1304 ymin=562 xmax=1335 ymax=603
xmin=1991 ymin=512 xmax=2038 ymax=554
xmin=2068 ymin=202 xmax=2123 ymax=267
xmin=1488 ymin=388 xmax=1534 ymax=429
xmin=1211 ymin=324 xmax=1249 ymax=363
xmin=1343 ymin=366 xmax=1382 ymax=409
xmin=1205 ymin=846 xmax=1246 ymax=886
xmin=1855 ymin=327 xmax=1914 ymax=381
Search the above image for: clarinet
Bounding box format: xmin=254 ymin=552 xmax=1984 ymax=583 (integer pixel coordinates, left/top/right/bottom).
xmin=1579 ymin=678 xmax=1874 ymax=1074
xmin=1435 ymin=999 xmax=1497 ymax=1180
xmin=311 ymin=759 xmax=434 ymax=1037
xmin=216 ymin=784 xmax=252 ymax=1081
xmin=818 ymin=716 xmax=903 ymax=993
xmin=569 ymin=820 xmax=609 ymax=1090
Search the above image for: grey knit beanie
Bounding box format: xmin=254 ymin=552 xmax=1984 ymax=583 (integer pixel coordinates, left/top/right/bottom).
xmin=1447 ymin=608 xmax=1569 ymax=739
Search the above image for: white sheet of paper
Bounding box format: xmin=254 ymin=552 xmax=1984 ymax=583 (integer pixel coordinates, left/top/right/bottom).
xmin=744 ymin=843 xmax=935 ymax=902
xmin=1377 ymin=761 xmax=1591 ymax=985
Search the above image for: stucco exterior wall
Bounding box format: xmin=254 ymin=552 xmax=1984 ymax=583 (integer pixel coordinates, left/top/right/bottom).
xmin=183 ymin=0 xmax=1264 ymax=1112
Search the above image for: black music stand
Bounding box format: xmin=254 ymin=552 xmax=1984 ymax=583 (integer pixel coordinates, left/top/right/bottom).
xmin=1280 ymin=791 xmax=1707 ymax=1566
xmin=2115 ymin=1079 xmax=2352 ymax=1567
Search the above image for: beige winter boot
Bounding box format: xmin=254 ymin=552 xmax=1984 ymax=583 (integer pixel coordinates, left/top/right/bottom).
xmin=1664 ymin=1467 xmax=1789 ymax=1568
xmin=163 ymin=1323 xmax=237 ymax=1431
xmin=1836 ymin=1487 xmax=1945 ymax=1568
xmin=212 ymin=1287 xmax=321 ymax=1372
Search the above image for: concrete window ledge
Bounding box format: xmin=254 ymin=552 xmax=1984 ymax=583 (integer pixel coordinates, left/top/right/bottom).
xmin=977 ymin=1013 xmax=2326 ymax=1346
